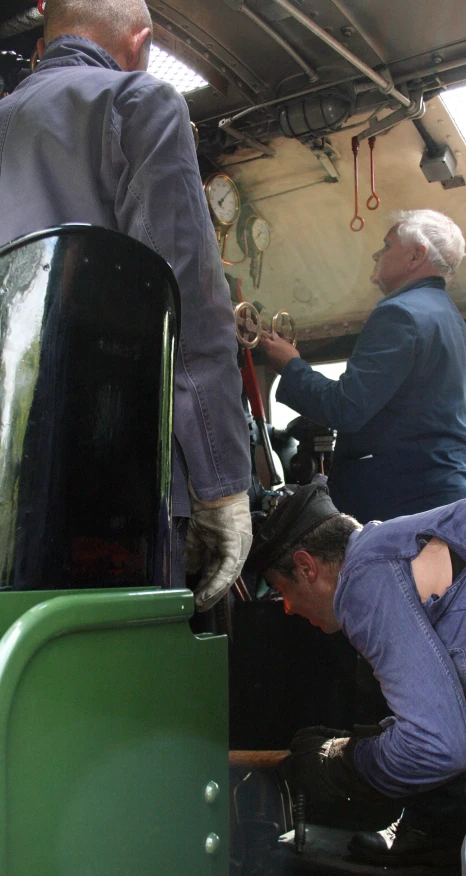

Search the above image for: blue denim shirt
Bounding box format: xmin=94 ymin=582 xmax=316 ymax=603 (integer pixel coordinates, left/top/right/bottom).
xmin=0 ymin=36 xmax=251 ymax=515
xmin=277 ymin=279 xmax=466 ymax=521
xmin=335 ymin=500 xmax=466 ymax=797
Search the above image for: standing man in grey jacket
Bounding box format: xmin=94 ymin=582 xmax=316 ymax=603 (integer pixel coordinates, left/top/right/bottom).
xmin=0 ymin=0 xmax=252 ymax=611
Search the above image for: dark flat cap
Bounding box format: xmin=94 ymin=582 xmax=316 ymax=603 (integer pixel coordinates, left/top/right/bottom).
xmin=247 ymin=483 xmax=339 ymax=573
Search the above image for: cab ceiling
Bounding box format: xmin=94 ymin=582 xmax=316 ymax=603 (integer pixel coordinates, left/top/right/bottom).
xmin=145 ymin=0 xmax=466 ymax=108
xmin=2 ymin=0 xmax=466 ymax=136
xmin=161 ymin=0 xmax=466 ymax=146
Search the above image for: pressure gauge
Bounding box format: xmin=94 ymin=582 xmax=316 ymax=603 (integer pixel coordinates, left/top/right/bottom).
xmin=204 ymin=173 xmax=240 ymax=227
xmin=251 ymin=217 xmax=270 ymax=252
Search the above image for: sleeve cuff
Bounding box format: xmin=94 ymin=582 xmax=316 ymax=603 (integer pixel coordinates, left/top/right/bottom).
xmin=277 ymin=358 xmax=312 ymax=405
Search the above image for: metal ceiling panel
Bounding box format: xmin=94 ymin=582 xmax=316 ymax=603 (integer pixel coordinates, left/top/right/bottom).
xmin=2 ymin=0 xmax=466 ymax=161
xmin=347 ymin=0 xmax=464 ymax=65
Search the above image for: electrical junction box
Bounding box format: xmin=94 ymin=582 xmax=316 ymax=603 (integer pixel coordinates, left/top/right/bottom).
xmin=420 ymin=145 xmax=457 ymax=182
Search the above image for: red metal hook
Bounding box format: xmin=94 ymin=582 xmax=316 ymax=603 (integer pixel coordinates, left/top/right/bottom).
xmin=350 ymin=136 xmax=364 ymax=232
xmin=38 ymin=0 xmax=46 ymax=15
xmin=366 ymin=136 xmax=381 ymax=211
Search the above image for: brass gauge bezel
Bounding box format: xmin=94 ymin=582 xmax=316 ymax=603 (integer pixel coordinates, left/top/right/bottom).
xmin=204 ymin=172 xmax=241 ymax=227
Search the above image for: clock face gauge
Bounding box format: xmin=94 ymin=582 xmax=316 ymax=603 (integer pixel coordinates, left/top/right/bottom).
xmin=251 ymin=217 xmax=270 ymax=251
xmin=205 ymin=174 xmax=240 ymax=226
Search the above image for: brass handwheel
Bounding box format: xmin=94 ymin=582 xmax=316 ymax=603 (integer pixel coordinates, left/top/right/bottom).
xmin=271 ymin=310 xmax=297 ymax=346
xmin=234 ymin=302 xmax=262 ymax=349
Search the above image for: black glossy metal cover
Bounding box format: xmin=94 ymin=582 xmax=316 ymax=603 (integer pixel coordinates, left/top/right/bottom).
xmin=0 ymin=226 xmax=180 ymax=590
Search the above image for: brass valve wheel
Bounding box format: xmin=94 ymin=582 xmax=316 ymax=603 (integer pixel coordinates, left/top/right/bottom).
xmin=234 ymin=302 xmax=262 ymax=349
xmin=272 ymin=310 xmax=297 ymax=346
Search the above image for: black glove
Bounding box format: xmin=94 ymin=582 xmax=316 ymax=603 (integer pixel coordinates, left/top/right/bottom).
xmin=279 ymin=729 xmax=404 ymax=831
xmin=292 ymin=725 xmax=351 ymax=741
xmin=283 ymin=732 xmax=391 ymax=807
xmin=289 ymin=724 xmax=383 ymax=751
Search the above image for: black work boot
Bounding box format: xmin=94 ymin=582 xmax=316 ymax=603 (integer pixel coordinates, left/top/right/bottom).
xmin=348 ymin=810 xmax=464 ymax=866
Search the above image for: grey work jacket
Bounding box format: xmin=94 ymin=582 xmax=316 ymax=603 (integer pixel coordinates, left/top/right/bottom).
xmin=0 ymin=36 xmax=251 ymax=515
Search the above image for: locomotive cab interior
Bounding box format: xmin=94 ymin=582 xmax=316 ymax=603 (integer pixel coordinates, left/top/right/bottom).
xmin=2 ymin=0 xmax=466 ymax=874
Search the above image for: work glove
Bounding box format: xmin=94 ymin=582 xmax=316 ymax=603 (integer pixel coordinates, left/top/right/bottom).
xmin=185 ymin=487 xmax=252 ymax=613
xmin=288 ymin=723 xmax=383 ymax=746
xmin=294 ymin=725 xmax=352 ymax=739
xmin=286 ymin=733 xmax=384 ymax=803
xmin=279 ymin=729 xmax=404 ymax=831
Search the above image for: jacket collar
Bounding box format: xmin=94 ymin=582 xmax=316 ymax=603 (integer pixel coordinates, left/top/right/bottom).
xmin=379 ymin=275 xmax=446 ymax=305
xmin=36 ymin=35 xmax=121 ymax=73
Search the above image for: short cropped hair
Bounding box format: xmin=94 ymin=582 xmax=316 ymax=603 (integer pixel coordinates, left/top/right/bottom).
xmin=266 ymin=513 xmax=361 ymax=577
xmin=44 ymin=0 xmax=152 ymax=44
xmin=392 ymin=209 xmax=465 ymax=277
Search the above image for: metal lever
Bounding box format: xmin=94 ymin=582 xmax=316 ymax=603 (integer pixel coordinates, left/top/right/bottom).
xmin=293 ymin=790 xmax=306 ymax=854
xmin=242 ymin=348 xmax=282 ymax=487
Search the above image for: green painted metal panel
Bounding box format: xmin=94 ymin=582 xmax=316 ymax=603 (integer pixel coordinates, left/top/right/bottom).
xmin=0 ymin=588 xmax=228 ymax=876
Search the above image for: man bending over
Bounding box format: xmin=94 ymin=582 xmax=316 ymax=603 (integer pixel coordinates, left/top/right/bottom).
xmin=247 ymin=484 xmax=466 ymax=866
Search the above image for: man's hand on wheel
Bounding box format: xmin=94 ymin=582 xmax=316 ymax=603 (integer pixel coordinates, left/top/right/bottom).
xmin=259 ymin=331 xmax=301 ymax=373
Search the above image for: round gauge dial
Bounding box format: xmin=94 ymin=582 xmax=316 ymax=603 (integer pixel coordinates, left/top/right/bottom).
xmin=205 ymin=173 xmax=240 ymax=226
xmin=251 ymin=217 xmax=270 ymax=252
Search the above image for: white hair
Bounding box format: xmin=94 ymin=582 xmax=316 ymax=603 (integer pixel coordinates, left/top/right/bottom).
xmin=392 ymin=209 xmax=466 ymax=277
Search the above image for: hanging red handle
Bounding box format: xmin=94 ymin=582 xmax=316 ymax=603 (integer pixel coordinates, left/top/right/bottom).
xmin=237 ymin=280 xmax=265 ymax=420
xmin=38 ymin=0 xmax=46 ymax=14
xmin=236 ymin=282 xmax=282 ymax=486
xmin=366 ymin=136 xmax=381 ymax=211
xmin=350 ymin=137 xmax=364 ymax=232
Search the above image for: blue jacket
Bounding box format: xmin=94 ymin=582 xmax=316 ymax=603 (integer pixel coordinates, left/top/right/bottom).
xmin=336 ymin=501 xmax=466 ymax=796
xmin=0 ymin=36 xmax=251 ymax=516
xmin=277 ymin=279 xmax=466 ymax=521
